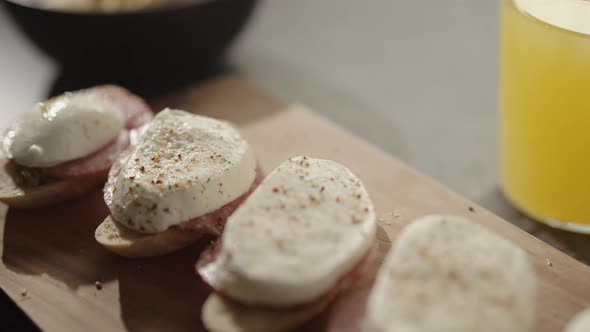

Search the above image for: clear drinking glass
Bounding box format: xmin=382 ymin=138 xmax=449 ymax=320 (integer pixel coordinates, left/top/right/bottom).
xmin=499 ymin=0 xmax=590 ymax=233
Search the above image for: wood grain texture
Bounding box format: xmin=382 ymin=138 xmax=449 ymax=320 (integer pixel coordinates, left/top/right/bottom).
xmin=0 ymin=76 xmax=589 ymax=332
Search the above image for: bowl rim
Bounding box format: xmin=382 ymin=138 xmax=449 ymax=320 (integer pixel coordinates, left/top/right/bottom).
xmin=2 ymin=0 xmax=225 ymax=16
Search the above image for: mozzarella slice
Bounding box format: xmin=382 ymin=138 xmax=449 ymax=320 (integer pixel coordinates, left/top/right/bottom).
xmin=199 ymin=156 xmax=376 ymax=307
xmin=4 ymin=91 xmax=125 ymax=168
xmin=94 ymin=215 xmax=204 ymax=258
xmin=565 ymin=308 xmax=590 ymax=332
xmin=108 ymin=109 xmax=256 ymax=234
xmin=366 ymin=215 xmax=537 ymax=332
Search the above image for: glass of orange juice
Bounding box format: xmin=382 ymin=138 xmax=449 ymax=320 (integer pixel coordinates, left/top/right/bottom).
xmin=500 ymin=0 xmax=590 ymax=232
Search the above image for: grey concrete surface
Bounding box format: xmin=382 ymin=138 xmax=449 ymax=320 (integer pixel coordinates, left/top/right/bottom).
xmin=232 ymin=0 xmax=499 ymax=206
xmin=1 ymin=0 xmax=588 ymax=263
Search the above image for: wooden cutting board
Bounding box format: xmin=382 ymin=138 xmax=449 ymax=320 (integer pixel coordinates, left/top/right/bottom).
xmin=0 ymin=76 xmax=589 ymax=332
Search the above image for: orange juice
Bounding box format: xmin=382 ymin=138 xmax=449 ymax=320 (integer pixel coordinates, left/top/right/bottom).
xmin=500 ymin=0 xmax=590 ymax=232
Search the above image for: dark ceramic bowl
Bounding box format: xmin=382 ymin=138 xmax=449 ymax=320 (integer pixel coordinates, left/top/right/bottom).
xmin=2 ymin=0 xmax=257 ymax=94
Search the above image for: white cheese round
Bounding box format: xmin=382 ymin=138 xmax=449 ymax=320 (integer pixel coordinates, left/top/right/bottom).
xmin=366 ymin=215 xmax=537 ymax=332
xmin=3 ymin=91 xmax=124 ymax=168
xmin=109 ymin=109 xmax=256 ymax=234
xmin=200 ymin=156 xmax=376 ymax=307
xmin=565 ymin=308 xmax=590 ymax=332
xmin=514 ymin=0 xmax=590 ymax=36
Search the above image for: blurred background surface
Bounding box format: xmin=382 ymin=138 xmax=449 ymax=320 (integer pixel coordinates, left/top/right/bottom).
xmin=1 ymin=0 xmax=588 ymax=263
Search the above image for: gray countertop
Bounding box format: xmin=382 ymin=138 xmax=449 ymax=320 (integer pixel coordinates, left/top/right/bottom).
xmin=1 ymin=0 xmax=588 ymax=263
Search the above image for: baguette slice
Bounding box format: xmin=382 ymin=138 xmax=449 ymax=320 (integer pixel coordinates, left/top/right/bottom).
xmin=0 ymin=156 xmax=105 ymax=208
xmin=95 ymin=215 xmax=206 ymax=258
xmin=202 ymin=292 xmax=336 ymax=332
xmin=95 ymin=174 xmax=260 ymax=258
xmin=366 ymin=215 xmax=537 ymax=332
xmin=565 ymin=308 xmax=590 ymax=332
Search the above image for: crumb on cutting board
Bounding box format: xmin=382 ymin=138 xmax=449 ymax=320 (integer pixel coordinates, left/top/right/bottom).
xmin=379 ymin=210 xmax=402 ymax=225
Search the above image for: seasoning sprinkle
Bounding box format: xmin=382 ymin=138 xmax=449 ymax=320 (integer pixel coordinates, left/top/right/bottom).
xmin=309 ymin=195 xmax=319 ymax=203
xmin=20 ymin=288 xmax=27 ymax=296
xmin=468 ymin=206 xmax=476 ymax=212
xmin=95 ymin=281 xmax=102 ymax=290
xmin=320 ymin=186 xmax=325 ymax=193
